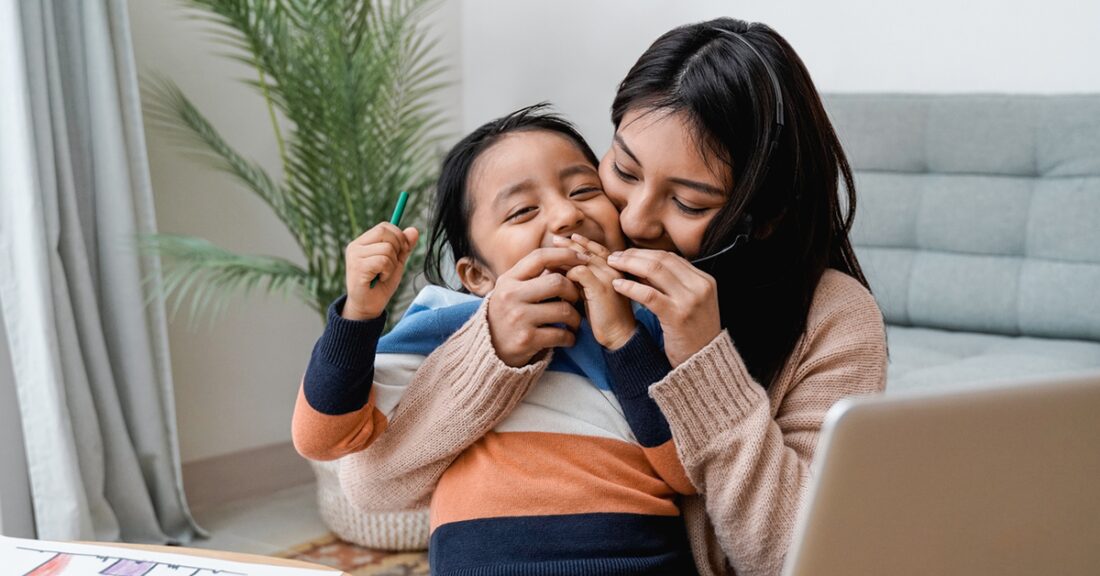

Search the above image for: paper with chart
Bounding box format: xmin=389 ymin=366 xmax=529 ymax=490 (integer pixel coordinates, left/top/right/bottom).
xmin=1 ymin=536 xmax=341 ymax=576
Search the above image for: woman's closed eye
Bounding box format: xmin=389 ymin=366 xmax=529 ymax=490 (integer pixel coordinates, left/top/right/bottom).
xmin=673 ymin=197 xmax=710 ymax=216
xmin=611 ymin=162 xmax=638 ymax=182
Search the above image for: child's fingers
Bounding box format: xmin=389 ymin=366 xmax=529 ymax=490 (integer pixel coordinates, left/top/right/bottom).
xmin=506 ymin=248 xmax=589 ymax=281
xmin=398 ymin=227 xmax=420 ymax=264
xmin=565 ymin=265 xmax=598 ymax=296
xmin=569 ymin=233 xmax=612 ymax=258
xmin=566 ymin=265 xmax=614 ymax=298
xmin=351 ymin=240 xmax=401 ymax=263
xmin=359 ymin=254 xmax=398 ymax=285
xmin=352 ymin=223 xmax=409 ymax=253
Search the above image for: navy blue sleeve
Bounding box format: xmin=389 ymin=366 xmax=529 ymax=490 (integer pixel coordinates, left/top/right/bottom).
xmin=603 ymin=324 xmax=673 ymax=447
xmin=302 ymin=295 xmax=387 ymax=415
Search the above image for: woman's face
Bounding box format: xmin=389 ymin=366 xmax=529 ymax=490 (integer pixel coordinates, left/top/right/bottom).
xmin=458 ymin=130 xmax=625 ymax=295
xmin=599 ymin=108 xmax=732 ymax=260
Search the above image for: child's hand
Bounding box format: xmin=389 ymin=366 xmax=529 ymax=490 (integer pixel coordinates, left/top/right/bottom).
xmin=343 ymin=223 xmax=419 ymax=321
xmin=487 ymin=248 xmax=589 ymax=367
xmin=556 ymin=234 xmax=637 ymax=351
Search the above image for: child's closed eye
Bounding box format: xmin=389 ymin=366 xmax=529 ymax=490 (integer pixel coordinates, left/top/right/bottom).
xmin=569 ymin=186 xmax=603 ymax=199
xmin=505 ymin=206 xmax=538 ymax=222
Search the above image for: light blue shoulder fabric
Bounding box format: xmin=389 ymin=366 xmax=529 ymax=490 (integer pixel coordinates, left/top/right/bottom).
xmin=378 ymin=285 xmax=664 ymax=391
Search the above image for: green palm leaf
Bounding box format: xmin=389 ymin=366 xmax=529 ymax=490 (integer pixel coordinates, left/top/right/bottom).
xmin=142 ymin=0 xmax=449 ymax=329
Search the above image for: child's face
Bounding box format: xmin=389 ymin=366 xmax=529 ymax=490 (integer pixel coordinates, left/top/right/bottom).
xmin=457 ymin=130 xmax=625 ymax=296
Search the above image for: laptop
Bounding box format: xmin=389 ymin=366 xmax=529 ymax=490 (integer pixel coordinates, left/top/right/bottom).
xmin=782 ymin=371 xmax=1100 ymax=576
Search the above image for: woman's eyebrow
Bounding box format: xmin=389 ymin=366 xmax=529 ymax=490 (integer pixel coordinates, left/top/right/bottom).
xmin=614 ymin=134 xmax=641 ymax=165
xmin=669 ymin=177 xmax=725 ymax=197
xmin=616 ymin=133 xmax=724 ymax=197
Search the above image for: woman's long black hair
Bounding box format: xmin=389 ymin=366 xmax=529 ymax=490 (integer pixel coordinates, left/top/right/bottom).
xmin=612 ymin=17 xmax=870 ymax=389
xmin=424 ymin=103 xmax=599 ymax=289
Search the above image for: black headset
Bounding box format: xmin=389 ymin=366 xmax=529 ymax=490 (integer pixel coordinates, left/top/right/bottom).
xmin=691 ymin=29 xmax=784 ymax=266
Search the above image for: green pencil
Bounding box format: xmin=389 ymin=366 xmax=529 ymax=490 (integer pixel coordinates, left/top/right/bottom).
xmin=370 ymin=190 xmax=410 ymax=288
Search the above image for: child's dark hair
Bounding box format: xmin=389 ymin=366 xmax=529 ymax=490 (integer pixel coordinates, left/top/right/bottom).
xmin=424 ymin=103 xmax=599 ymax=289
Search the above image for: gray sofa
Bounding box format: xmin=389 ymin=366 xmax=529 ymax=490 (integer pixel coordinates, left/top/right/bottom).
xmin=824 ymin=94 xmax=1100 ymax=392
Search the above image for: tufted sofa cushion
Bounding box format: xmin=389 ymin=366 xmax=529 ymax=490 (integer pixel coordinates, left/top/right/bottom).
xmin=824 ymin=94 xmax=1100 ymax=388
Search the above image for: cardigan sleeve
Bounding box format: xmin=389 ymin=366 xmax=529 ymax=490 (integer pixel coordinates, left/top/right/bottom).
xmin=337 ymin=295 xmax=552 ymax=512
xmin=647 ymin=274 xmax=887 ymax=576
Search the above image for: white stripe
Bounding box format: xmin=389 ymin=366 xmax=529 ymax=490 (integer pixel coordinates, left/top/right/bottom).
xmin=495 ymin=372 xmax=636 ymax=442
xmin=373 ymin=354 xmax=637 ymax=443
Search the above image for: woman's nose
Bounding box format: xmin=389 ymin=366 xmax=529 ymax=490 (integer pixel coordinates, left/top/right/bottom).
xmin=618 ymin=192 xmax=663 ymax=242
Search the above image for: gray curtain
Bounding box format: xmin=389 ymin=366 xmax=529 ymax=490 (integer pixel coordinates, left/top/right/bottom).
xmin=0 ymin=0 xmax=203 ymax=543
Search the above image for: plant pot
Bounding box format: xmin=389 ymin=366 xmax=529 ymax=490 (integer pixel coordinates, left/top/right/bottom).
xmin=310 ymin=459 xmax=430 ymax=551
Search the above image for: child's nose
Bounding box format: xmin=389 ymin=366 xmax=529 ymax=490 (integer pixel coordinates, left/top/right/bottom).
xmin=547 ymin=197 xmax=585 ymax=235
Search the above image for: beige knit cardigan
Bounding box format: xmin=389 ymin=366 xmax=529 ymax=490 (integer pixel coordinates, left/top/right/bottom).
xmin=325 ymin=269 xmax=887 ymax=576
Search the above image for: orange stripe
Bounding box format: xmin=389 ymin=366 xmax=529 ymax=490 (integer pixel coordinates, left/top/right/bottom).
xmin=430 ymin=431 xmax=682 ymax=529
xmin=291 ymin=382 xmax=388 ymax=461
xmin=643 ymin=440 xmax=697 ymax=495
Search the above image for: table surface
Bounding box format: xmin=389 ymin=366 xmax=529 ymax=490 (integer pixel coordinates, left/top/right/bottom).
xmin=88 ymin=542 xmax=350 ymax=575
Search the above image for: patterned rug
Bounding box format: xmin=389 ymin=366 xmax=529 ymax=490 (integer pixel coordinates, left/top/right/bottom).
xmin=277 ymin=533 xmax=429 ymax=575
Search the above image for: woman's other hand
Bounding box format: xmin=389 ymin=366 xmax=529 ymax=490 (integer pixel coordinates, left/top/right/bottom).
xmin=607 ymin=248 xmax=721 ymax=366
xmin=487 ymin=247 xmax=587 ymax=367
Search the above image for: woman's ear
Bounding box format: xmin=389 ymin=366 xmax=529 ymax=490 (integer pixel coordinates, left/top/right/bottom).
xmin=456 ymin=257 xmax=496 ymax=297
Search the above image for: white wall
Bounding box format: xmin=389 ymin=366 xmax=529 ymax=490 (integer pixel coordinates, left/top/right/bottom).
xmin=127 ymin=1 xmax=462 ymax=463
xmin=461 ymin=0 xmax=1100 ymax=153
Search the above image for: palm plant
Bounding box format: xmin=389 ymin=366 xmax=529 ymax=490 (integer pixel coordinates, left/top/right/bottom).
xmin=143 ymin=0 xmax=448 ymax=328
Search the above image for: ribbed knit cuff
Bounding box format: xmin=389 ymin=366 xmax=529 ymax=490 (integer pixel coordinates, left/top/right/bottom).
xmin=316 ymin=295 xmax=387 ymax=371
xmin=303 ymin=295 xmax=387 ymax=415
xmin=441 ymin=296 xmax=551 ymax=431
xmin=648 ymin=330 xmax=769 ymax=456
xmin=604 ymin=325 xmax=673 ymax=447
xmin=604 ymin=324 xmax=672 ymax=398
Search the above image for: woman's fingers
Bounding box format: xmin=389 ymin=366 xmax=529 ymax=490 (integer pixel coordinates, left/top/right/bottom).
xmin=611 ymin=277 xmax=671 ymax=316
xmin=524 ymin=300 xmax=582 ymax=331
xmin=510 ymin=272 xmax=581 ymax=303
xmin=529 ymin=326 xmax=577 ymax=351
xmin=607 ymin=248 xmax=695 ymax=293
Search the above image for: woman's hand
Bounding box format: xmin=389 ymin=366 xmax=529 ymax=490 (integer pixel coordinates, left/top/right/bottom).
xmin=343 ymin=223 xmax=419 ymax=321
xmin=554 ymin=234 xmax=637 ymax=351
xmin=606 ymin=248 xmax=722 ymax=367
xmin=487 ymin=247 xmax=588 ymax=367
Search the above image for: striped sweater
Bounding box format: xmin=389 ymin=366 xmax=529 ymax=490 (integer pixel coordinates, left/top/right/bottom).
xmin=293 ymin=286 xmax=699 ymax=575
xmin=294 ymin=269 xmax=889 ymax=576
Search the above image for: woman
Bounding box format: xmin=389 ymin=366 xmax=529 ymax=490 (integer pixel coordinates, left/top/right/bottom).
xmin=588 ymin=17 xmax=888 ymax=575
xmin=331 ymin=17 xmax=887 ymax=576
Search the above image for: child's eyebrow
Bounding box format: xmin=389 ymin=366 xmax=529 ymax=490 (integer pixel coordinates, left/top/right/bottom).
xmin=559 ymin=164 xmax=598 ymax=179
xmin=493 ymin=179 xmax=535 ymax=211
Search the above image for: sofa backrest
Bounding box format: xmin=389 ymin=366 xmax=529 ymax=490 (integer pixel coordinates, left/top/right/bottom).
xmin=824 ymin=94 xmax=1100 ymax=341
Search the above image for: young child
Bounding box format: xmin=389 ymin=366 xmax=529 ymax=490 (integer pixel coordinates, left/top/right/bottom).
xmin=292 ymin=105 xmax=698 ymax=575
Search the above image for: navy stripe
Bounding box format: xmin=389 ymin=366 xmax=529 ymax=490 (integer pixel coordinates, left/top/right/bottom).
xmin=603 ymin=325 xmax=673 ymax=447
xmin=302 ymin=295 xmax=386 ymax=415
xmin=429 ymin=512 xmax=696 ymax=576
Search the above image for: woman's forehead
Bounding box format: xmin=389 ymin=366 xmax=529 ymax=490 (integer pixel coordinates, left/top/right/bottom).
xmin=615 ymin=108 xmax=731 ymax=187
